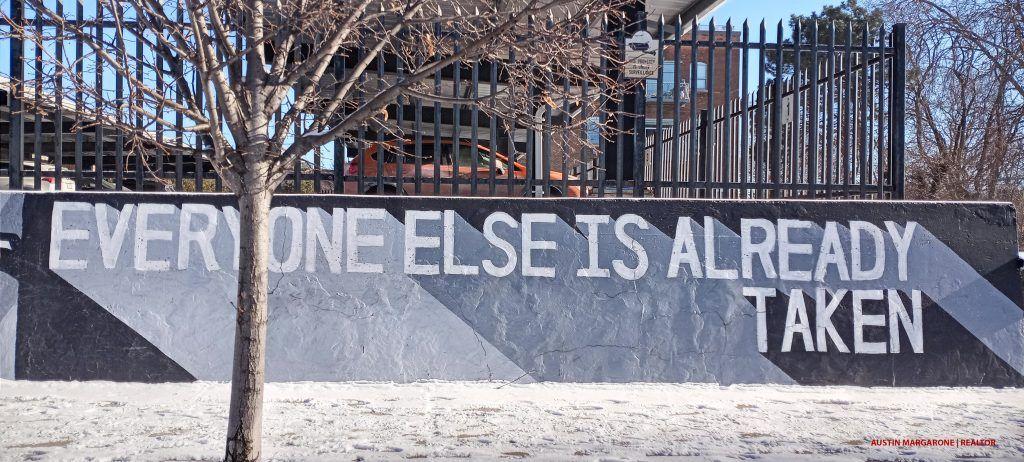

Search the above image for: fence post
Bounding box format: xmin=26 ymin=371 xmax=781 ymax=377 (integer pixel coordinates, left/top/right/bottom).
xmin=890 ymin=23 xmax=906 ymax=199
xmin=633 ymin=9 xmax=648 ymax=198
xmin=602 ymin=1 xmax=644 ymax=195
xmin=8 ymin=0 xmax=24 ymax=189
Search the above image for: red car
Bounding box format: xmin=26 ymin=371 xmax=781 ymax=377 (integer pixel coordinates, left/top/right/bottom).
xmin=341 ymin=138 xmax=583 ymax=197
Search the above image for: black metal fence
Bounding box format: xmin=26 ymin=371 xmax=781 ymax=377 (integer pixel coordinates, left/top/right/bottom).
xmin=1 ymin=2 xmax=905 ymax=199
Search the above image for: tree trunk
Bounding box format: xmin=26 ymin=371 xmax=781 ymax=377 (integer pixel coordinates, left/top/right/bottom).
xmin=225 ymin=180 xmax=274 ymax=462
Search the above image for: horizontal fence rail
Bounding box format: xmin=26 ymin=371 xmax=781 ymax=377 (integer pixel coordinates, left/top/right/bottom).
xmin=0 ymin=2 xmax=905 ymax=199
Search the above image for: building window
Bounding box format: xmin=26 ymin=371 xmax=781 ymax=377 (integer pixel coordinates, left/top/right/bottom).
xmin=645 ymin=62 xmax=676 ymax=99
xmin=695 ymin=62 xmax=707 ymax=90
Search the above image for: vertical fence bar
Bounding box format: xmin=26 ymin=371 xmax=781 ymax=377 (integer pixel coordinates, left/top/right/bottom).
xmin=113 ymin=16 xmax=124 ymax=191
xmin=890 ymin=23 xmax=906 ymax=198
xmin=652 ymin=16 xmax=665 ymax=197
xmin=450 ymin=30 xmax=462 ymax=196
xmin=375 ymin=46 xmax=385 ymax=195
xmin=173 ymin=5 xmax=184 ymax=191
xmin=355 ymin=33 xmax=367 ymax=193
xmin=174 ymin=87 xmax=184 ymax=190
xmin=807 ymin=21 xmax=818 ymax=198
xmin=692 ymin=18 xmax=700 ymax=196
xmin=432 ymin=21 xmax=442 ymax=195
xmin=669 ymin=16 xmax=682 ymax=197
xmin=333 ymin=140 xmax=343 ymax=193
xmin=114 ymin=82 xmax=123 ymax=190
xmin=559 ymin=30 xmax=571 ymax=197
xmin=452 ymin=27 xmax=463 ymax=196
xmin=74 ymin=0 xmax=84 ymax=188
xmin=506 ymin=42 xmax=516 ymax=196
xmin=616 ymin=25 xmax=625 ymax=197
xmin=8 ymin=0 xmax=24 ymax=189
xmin=704 ymin=19 xmax=716 ymax=197
xmin=698 ymin=109 xmax=709 ymax=195
xmin=413 ymin=53 xmax=424 ymax=195
xmin=332 ymin=139 xmax=343 ymax=194
xmin=597 ymin=18 xmax=608 ymax=198
xmin=560 ymin=70 xmax=570 ymax=196
xmin=333 ymin=55 xmax=345 ymax=193
xmin=95 ymin=1 xmax=106 ymax=190
xmin=842 ymin=22 xmax=852 ymax=197
xmin=395 ymin=33 xmax=406 ymax=196
xmin=154 ymin=33 xmax=163 ymax=184
xmin=294 ymin=114 xmax=303 ymax=193
xmin=756 ymin=21 xmax=766 ymax=198
xmin=541 ymin=17 xmax=553 ymax=197
xmin=292 ymin=81 xmax=303 ymax=191
xmin=313 ymin=134 xmax=322 ymax=193
xmin=825 ymin=21 xmax=835 ymax=197
xmin=542 ymin=80 xmax=552 ymax=196
xmin=722 ymin=20 xmax=733 ymax=197
xmin=134 ymin=26 xmax=144 ymax=190
xmin=413 ymin=51 xmax=424 ymax=195
xmin=470 ymin=51 xmax=480 ymax=196
xmin=525 ymin=73 xmax=536 ymax=196
xmin=858 ymin=22 xmax=869 ymax=198
xmin=771 ymin=21 xmax=783 ymax=198
xmin=876 ymin=24 xmax=887 ymax=198
xmin=192 ymin=73 xmax=202 ymax=192
xmin=488 ymin=56 xmax=498 ymax=196
xmin=54 ymin=0 xmax=65 ymax=189
xmin=33 ymin=5 xmax=43 ymax=190
xmin=866 ymin=33 xmax=875 ymax=196
xmin=633 ymin=10 xmax=646 ymax=198
xmin=789 ymin=21 xmax=801 ymax=197
xmin=739 ymin=20 xmax=749 ymax=197
xmin=579 ymin=17 xmax=591 ymax=197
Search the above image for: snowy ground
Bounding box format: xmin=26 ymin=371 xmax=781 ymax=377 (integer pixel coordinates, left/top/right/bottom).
xmin=1 ymin=380 xmax=1022 ymax=461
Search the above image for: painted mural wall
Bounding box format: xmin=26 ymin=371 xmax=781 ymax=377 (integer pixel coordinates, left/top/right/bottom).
xmin=0 ymin=192 xmax=1022 ymax=386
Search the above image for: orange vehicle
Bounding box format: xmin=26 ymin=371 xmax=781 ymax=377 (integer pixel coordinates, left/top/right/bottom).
xmin=341 ymin=138 xmax=583 ymax=197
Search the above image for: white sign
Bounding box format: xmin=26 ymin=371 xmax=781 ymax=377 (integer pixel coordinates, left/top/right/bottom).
xmin=624 ymin=31 xmax=659 ymax=79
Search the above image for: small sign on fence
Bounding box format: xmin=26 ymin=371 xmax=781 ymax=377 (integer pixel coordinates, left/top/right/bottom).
xmin=624 ymin=31 xmax=659 ymax=79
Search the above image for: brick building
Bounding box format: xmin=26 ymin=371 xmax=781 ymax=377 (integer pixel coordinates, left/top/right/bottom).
xmin=644 ymin=27 xmax=743 ymax=129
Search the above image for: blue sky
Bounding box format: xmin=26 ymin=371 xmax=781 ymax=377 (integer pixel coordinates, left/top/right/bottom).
xmin=704 ymin=0 xmax=834 ymax=28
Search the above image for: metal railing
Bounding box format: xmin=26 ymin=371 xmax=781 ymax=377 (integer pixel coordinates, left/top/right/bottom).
xmin=640 ymin=21 xmax=906 ymax=199
xmin=0 ymin=2 xmax=905 ymax=199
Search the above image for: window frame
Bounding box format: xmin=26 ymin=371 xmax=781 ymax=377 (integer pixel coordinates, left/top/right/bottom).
xmin=694 ymin=62 xmax=708 ymax=91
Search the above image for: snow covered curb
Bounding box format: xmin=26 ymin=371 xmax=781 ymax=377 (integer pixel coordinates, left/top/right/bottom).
xmin=1 ymin=380 xmax=1022 ymax=461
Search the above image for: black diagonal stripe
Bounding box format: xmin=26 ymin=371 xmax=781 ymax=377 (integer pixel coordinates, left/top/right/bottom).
xmin=761 ymin=290 xmax=1024 ymax=387
xmin=9 ymin=195 xmax=194 ymax=383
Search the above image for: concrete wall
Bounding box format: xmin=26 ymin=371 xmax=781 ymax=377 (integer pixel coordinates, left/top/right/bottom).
xmin=0 ymin=192 xmax=1021 ymax=386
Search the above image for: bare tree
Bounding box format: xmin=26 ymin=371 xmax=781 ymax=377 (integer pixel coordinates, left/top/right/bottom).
xmin=872 ymin=0 xmax=1024 ymax=238
xmin=2 ymin=0 xmax=628 ymax=459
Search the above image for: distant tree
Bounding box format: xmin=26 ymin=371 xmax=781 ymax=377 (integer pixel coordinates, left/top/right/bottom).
xmin=871 ymin=0 xmax=1024 ymax=241
xmin=768 ymin=0 xmax=884 ymax=80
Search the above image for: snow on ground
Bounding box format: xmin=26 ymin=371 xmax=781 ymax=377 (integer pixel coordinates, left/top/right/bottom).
xmin=1 ymin=380 xmax=1022 ymax=461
